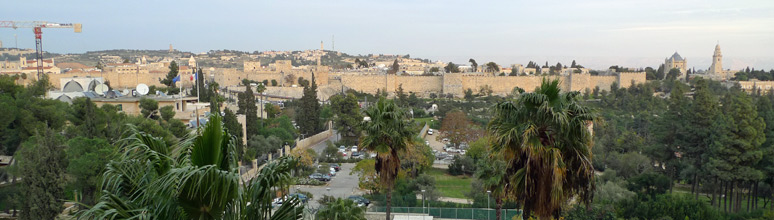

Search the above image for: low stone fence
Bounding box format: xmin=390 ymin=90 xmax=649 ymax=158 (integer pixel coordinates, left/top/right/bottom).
xmin=295 ymin=121 xmax=334 ymax=150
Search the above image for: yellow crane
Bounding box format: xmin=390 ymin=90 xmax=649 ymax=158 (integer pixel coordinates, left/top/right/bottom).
xmin=0 ymin=21 xmax=82 ymax=79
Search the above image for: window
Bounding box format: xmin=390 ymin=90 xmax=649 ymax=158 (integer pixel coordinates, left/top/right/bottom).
xmin=117 ymin=104 xmax=123 ymax=111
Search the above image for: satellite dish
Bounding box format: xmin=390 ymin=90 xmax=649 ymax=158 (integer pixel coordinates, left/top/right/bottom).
xmin=121 ymin=89 xmax=131 ymax=96
xmin=94 ymin=84 xmax=109 ymax=94
xmin=136 ymin=84 xmax=149 ymax=95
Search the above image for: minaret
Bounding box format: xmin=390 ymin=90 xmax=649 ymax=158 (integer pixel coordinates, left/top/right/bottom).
xmin=709 ymin=43 xmax=723 ymax=77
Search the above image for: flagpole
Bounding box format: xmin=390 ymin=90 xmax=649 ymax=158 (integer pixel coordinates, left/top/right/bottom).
xmin=196 ymin=67 xmax=200 ymax=103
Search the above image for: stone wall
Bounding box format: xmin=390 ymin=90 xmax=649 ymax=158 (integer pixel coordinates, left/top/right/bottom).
xmin=338 ymin=72 xmax=646 ymax=97
xmin=295 ymin=121 xmax=333 ymax=150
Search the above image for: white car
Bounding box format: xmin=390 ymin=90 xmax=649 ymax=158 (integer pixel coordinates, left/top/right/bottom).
xmin=351 ymin=146 xmax=358 ymax=152
xmin=427 ymin=130 xmax=434 ymax=135
xmin=329 ymin=167 xmax=336 ymax=176
xmin=425 ymin=141 xmax=430 ymax=146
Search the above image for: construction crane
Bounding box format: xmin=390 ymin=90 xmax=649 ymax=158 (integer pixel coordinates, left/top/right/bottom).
xmin=0 ymin=21 xmax=82 ymax=79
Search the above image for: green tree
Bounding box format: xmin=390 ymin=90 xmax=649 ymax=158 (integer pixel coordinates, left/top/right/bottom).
xmin=160 ymin=61 xmax=179 ymax=93
xmin=360 ymin=98 xmax=414 ymax=220
xmin=665 ymin=68 xmax=681 ymax=81
xmin=331 ymin=93 xmax=362 ymax=145
xmin=139 ymin=98 xmax=159 ymax=119
xmin=246 ymin=135 xmax=283 ymax=160
xmin=160 ymin=105 xmax=175 ymax=121
xmin=464 ymin=88 xmax=474 ymax=101
xmin=222 ymin=107 xmax=244 ymax=159
xmin=297 ymin=73 xmax=322 ymax=136
xmin=475 ymin=153 xmax=509 ymax=220
xmin=265 ymin=103 xmax=281 ymax=119
xmin=66 ymin=137 xmax=116 ymax=205
xmin=487 ymin=79 xmax=596 ymax=219
xmin=706 ymin=86 xmax=766 ymax=212
xmin=684 ymin=79 xmax=721 ymax=200
xmin=271 ymin=79 xmax=278 ymax=86
xmin=165 ymin=119 xmax=189 ymax=139
xmin=485 ymin=62 xmax=500 ymax=73
xmin=69 ymin=97 xmax=103 ymax=138
xmin=238 ymin=82 xmax=261 ymax=140
xmin=469 ymin=58 xmax=478 ymax=72
xmin=395 ymin=84 xmax=408 ymax=106
xmin=77 ymin=114 xmax=303 ymax=219
xmin=389 ymin=59 xmax=399 ymax=74
xmin=444 ymin=62 xmax=460 ymax=73
xmin=316 ymin=198 xmax=366 ymax=220
xmin=17 ymin=128 xmax=68 ymax=220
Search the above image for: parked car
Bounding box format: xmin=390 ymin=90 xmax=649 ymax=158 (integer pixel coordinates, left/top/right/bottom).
xmin=351 ymin=146 xmax=358 ymax=152
xmin=289 ymin=193 xmax=309 ymax=203
xmin=331 ymin=164 xmax=341 ymax=171
xmin=442 ymin=138 xmax=449 ymax=143
xmin=351 ymin=151 xmax=363 ymax=158
xmin=427 ymin=129 xmax=434 ymax=135
xmin=340 ymin=151 xmax=347 ymax=157
xmin=425 ymin=140 xmax=430 ymax=146
xmin=348 ymin=195 xmax=371 ymax=207
xmin=329 ymin=167 xmax=336 ymax=176
xmin=309 ymin=173 xmax=331 ymax=182
xmin=339 ymin=146 xmax=347 ymax=151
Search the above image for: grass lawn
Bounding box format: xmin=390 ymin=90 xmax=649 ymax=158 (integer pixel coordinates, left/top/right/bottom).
xmin=413 ymin=117 xmax=440 ymax=129
xmin=427 ymin=167 xmax=472 ymax=199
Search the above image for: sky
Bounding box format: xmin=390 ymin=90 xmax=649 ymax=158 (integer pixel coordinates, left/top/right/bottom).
xmin=2 ymin=0 xmax=774 ymax=70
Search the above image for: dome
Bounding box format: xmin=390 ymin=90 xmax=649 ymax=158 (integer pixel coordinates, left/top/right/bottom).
xmin=670 ymin=52 xmax=684 ymax=61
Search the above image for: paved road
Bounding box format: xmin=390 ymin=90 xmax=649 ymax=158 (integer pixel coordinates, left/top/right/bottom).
xmin=293 ymin=163 xmax=361 ymax=208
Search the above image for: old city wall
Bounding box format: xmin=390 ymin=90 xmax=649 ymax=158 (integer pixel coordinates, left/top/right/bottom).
xmin=338 ymin=72 xmax=646 ymax=97
xmin=618 ymin=72 xmax=647 ymax=88
xmin=202 ymin=68 xmax=329 ymax=87
xmin=460 ymin=75 xmax=565 ymax=96
xmin=340 ymin=75 xmax=391 ymax=94
xmin=395 ymin=76 xmax=444 ymax=95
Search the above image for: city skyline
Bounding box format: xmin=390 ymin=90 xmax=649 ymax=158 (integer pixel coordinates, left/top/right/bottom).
xmin=2 ymin=0 xmax=774 ymax=69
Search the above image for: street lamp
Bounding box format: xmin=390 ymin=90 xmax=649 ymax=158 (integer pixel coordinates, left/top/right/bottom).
xmin=421 ymin=189 xmax=426 ymax=213
xmin=487 ymin=190 xmax=492 ymax=220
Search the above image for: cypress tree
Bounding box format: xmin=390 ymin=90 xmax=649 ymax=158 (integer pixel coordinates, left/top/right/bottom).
xmin=297 ymin=72 xmax=321 ymax=137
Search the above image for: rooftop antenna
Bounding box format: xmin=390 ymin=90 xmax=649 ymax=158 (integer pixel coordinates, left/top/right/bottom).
xmin=332 ymin=35 xmax=335 ymax=51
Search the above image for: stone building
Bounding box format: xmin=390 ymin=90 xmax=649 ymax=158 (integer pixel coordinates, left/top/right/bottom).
xmin=708 ymin=44 xmax=727 ymax=80
xmin=664 ymin=52 xmax=687 ymax=80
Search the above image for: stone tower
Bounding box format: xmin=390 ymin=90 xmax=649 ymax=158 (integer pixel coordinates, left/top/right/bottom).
xmin=708 ymin=44 xmax=724 ymax=78
xmin=188 ymin=55 xmax=196 ymax=69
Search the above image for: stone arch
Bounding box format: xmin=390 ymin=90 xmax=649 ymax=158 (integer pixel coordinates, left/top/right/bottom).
xmin=57 ymin=95 xmax=72 ymax=103
xmin=62 ymin=81 xmax=84 ymax=92
xmin=87 ymin=80 xmax=98 ymax=91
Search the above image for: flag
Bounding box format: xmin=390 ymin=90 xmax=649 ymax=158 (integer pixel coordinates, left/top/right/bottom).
xmin=172 ymin=75 xmax=180 ymax=84
xmin=191 ymin=73 xmax=196 ymax=81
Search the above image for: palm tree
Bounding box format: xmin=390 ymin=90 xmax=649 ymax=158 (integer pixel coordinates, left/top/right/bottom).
xmin=316 ymin=198 xmax=366 ymax=220
xmin=360 ymin=98 xmax=414 ymax=220
xmin=475 ymin=151 xmax=509 ymax=220
xmin=77 ymin=114 xmax=302 ymax=220
xmin=487 ymin=79 xmax=596 ymax=219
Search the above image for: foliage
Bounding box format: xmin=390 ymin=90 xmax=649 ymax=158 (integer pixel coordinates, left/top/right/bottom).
xmin=439 ymin=110 xmax=482 ymax=148
xmin=331 ymin=93 xmax=362 ymax=145
xmin=360 ymin=98 xmax=414 ymax=220
xmin=66 ymin=137 xmax=116 ymax=205
xmin=487 ymin=79 xmax=596 ymax=219
xmin=222 ymin=108 xmax=244 ymax=159
xmin=246 ymin=135 xmax=283 ymax=160
xmin=616 ymin=194 xmax=722 ymax=220
xmin=160 ymin=105 xmax=176 ymax=121
xmin=448 ymin=155 xmax=475 ymax=176
xmin=160 ymin=61 xmax=179 ymax=88
xmin=297 ymin=73 xmax=322 ymax=136
xmin=351 ymin=159 xmax=379 ymax=194
xmin=317 ymin=198 xmax=366 ymax=220
xmin=238 ymin=82 xmax=260 ymax=140
xmin=139 ymin=98 xmax=159 ymax=119
xmin=444 ymin=62 xmax=460 ymax=73
xmin=16 ymin=128 xmax=68 ymax=220
xmin=77 ymin=114 xmax=303 ymax=220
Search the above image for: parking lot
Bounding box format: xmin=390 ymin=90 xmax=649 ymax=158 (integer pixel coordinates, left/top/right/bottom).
xmin=292 ymin=163 xmax=362 ymax=208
